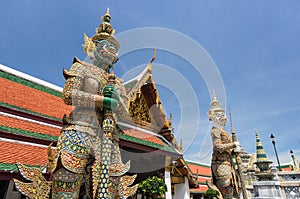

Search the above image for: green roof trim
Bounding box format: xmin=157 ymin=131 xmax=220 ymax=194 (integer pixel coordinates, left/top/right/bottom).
xmin=0 ymin=162 xmax=18 ymax=172
xmin=0 ymin=125 xmax=58 ymax=142
xmin=279 ymin=164 xmax=293 ymax=168
xmin=0 ymin=70 xmax=61 ymax=97
xmin=0 ymin=162 xmax=40 ymax=172
xmin=0 ymin=102 xmax=61 ymax=122
xmin=119 ymin=133 xmax=177 ymax=153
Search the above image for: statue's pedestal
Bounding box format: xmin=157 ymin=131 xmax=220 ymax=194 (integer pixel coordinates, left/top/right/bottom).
xmin=252 ymin=181 xmax=284 ymax=199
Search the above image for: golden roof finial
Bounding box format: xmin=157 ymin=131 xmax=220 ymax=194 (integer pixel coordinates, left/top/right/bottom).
xmin=147 ymin=48 xmax=156 ymax=73
xmin=150 ymin=48 xmax=157 ymax=63
xmin=180 ymin=139 xmax=183 ymax=151
xmin=169 ymin=113 xmax=173 ymax=129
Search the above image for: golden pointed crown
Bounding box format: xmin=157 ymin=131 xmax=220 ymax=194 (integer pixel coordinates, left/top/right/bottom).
xmin=92 ymin=8 xmax=120 ymax=49
xmin=208 ymin=91 xmax=225 ymax=121
xmin=82 ymin=8 xmax=120 ymax=55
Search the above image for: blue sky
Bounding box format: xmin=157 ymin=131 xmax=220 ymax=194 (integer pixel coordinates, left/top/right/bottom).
xmin=1 ymin=0 xmax=300 ymax=166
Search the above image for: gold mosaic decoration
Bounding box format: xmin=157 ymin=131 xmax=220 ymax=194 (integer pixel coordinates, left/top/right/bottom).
xmin=128 ymin=91 xmax=151 ymax=124
xmin=13 ymin=163 xmax=51 ymax=199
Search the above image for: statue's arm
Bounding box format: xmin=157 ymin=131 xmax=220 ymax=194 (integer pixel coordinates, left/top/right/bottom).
xmin=61 ymin=64 xmax=104 ymax=109
xmin=212 ymin=128 xmax=236 ymax=153
xmin=62 ymin=63 xmax=119 ymax=110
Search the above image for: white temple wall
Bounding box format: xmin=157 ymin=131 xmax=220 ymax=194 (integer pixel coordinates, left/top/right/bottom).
xmin=173 ymin=177 xmax=190 ymax=199
xmin=165 ymin=169 xmax=172 ymax=199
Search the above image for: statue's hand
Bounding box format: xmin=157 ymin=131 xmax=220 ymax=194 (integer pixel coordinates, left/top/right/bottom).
xmin=102 ymin=85 xmax=120 ymax=111
xmin=234 ymin=141 xmax=242 ymax=153
xmin=234 ymin=141 xmax=240 ymax=148
xmin=103 ymin=97 xmax=119 ymax=111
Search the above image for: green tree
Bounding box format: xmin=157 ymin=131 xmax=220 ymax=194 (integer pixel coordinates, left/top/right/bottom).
xmin=204 ymin=188 xmax=220 ymax=199
xmin=137 ymin=176 xmax=168 ymax=199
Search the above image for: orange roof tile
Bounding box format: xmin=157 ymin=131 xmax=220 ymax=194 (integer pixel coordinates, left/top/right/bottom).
xmin=0 ymin=141 xmax=54 ymax=166
xmin=0 ymin=115 xmax=60 ymax=137
xmin=280 ymin=166 xmax=293 ymax=171
xmin=0 ymin=78 xmax=72 ymax=119
xmin=190 ymin=185 xmax=208 ymax=193
xmin=198 ymin=176 xmax=211 ymax=183
xmin=123 ymin=128 xmax=166 ymax=146
xmin=188 ymin=163 xmax=211 ymax=177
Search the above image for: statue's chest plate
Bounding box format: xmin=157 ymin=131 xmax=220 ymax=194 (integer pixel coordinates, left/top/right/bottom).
xmin=83 ymin=66 xmax=108 ymax=94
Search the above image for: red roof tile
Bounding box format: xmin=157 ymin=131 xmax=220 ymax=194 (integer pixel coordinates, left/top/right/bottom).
xmin=123 ymin=128 xmax=166 ymax=146
xmin=0 ymin=78 xmax=72 ymax=119
xmin=0 ymin=141 xmax=54 ymax=167
xmin=0 ymin=115 xmax=60 ymax=137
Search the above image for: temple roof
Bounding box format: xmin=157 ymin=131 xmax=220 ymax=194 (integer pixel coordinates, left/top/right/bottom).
xmin=186 ymin=160 xmax=211 ymax=177
xmin=0 ymin=65 xmax=71 ymax=121
xmin=186 ymin=160 xmax=212 ymax=193
xmin=189 ymin=185 xmax=210 ymax=194
xmin=122 ymin=51 xmax=181 ymax=151
xmin=0 ymin=140 xmax=52 ymax=171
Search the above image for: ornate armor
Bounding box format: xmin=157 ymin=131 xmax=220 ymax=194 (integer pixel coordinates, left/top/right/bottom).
xmin=14 ymin=8 xmax=138 ymax=199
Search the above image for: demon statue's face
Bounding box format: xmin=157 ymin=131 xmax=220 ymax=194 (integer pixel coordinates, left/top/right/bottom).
xmin=93 ymin=39 xmax=118 ymax=67
xmin=212 ymin=111 xmax=227 ymax=128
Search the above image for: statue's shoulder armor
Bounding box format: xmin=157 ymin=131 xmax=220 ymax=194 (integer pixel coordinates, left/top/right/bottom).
xmin=63 ymin=57 xmax=108 ymax=82
xmin=63 ymin=57 xmax=88 ymax=80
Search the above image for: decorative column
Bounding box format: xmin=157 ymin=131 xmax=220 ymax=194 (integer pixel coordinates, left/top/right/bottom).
xmin=270 ymin=134 xmax=282 ymax=171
